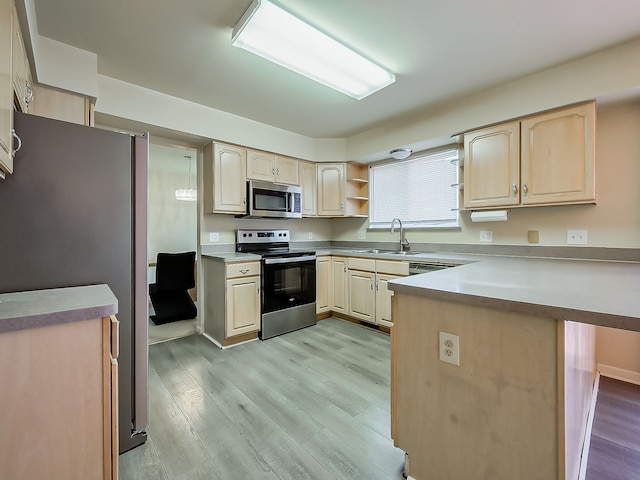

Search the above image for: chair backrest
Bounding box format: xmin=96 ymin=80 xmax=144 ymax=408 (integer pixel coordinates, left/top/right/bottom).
xmin=154 ymin=251 xmax=196 ymax=292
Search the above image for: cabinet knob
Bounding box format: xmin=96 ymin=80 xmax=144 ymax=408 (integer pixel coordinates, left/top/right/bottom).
xmin=370 ymin=278 xmax=374 ymax=290
xmin=375 ymin=279 xmax=379 ymax=291
xmin=240 ymin=269 xmax=249 ymax=274
xmin=272 ymin=168 xmax=275 ymax=175
xmin=522 ymin=183 xmax=528 ymax=196
xmin=512 ymin=183 xmax=518 ymax=197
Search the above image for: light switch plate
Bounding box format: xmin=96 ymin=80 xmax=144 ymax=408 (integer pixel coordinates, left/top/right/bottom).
xmin=209 ymin=232 xmax=219 ymax=242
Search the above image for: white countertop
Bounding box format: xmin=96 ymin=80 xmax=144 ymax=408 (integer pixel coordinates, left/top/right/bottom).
xmin=389 ymin=256 xmax=640 ymax=331
xmin=0 ymin=284 xmax=118 ymax=333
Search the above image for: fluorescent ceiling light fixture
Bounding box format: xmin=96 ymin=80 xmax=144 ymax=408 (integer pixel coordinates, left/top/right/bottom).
xmin=232 ymin=0 xmax=395 ymax=99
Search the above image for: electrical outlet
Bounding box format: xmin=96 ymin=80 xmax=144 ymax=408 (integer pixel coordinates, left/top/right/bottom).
xmin=567 ymin=229 xmax=587 ymax=245
xmin=308 ymin=232 xmax=313 ymax=240
xmin=357 ymin=231 xmax=365 ymax=240
xmin=209 ymin=232 xmax=219 ymax=242
xmin=439 ymin=332 xmax=460 ymax=366
xmin=479 ymin=230 xmax=493 ymax=242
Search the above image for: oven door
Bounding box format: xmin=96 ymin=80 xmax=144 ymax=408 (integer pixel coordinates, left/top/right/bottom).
xmin=262 ymin=255 xmax=316 ymax=314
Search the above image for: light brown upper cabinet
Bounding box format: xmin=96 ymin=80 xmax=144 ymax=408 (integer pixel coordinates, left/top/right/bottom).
xmin=246 ymin=149 xmax=299 ymax=185
xmin=1 ymin=0 xmax=14 ymax=176
xmin=317 ymin=162 xmax=368 ymax=217
xmin=299 ymin=160 xmax=317 ymax=216
xmin=203 ymin=142 xmax=247 ymax=214
xmin=317 ymin=163 xmax=346 ymax=216
xmin=12 ymin=4 xmax=33 ymax=114
xmin=464 ymin=102 xmax=595 ymax=209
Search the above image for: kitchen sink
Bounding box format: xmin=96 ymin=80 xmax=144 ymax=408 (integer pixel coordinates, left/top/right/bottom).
xmin=384 ymin=251 xmax=422 ymax=256
xmin=350 ymin=249 xmax=431 ymax=256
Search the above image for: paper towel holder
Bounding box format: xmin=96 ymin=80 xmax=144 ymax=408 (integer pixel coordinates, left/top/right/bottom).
xmin=470 ymin=209 xmax=510 ymax=222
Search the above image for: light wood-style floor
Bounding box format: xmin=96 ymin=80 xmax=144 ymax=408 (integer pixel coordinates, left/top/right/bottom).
xmin=119 ymin=317 xmax=405 ymax=480
xmin=585 ymin=376 xmax=640 ymax=480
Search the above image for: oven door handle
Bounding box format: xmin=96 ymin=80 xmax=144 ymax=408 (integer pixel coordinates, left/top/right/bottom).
xmin=264 ymin=255 xmax=317 ymax=265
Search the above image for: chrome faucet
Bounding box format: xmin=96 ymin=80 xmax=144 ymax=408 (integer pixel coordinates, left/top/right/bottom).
xmin=390 ymin=218 xmax=410 ymax=252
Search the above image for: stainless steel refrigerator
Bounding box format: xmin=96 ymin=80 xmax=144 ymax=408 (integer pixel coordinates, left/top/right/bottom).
xmin=0 ymin=112 xmax=149 ymax=453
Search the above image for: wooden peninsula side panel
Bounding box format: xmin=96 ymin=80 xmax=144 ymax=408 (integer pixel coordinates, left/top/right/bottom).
xmin=391 ymin=293 xmax=596 ymax=480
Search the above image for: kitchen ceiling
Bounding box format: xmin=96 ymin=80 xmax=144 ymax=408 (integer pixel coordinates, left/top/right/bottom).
xmin=32 ymin=0 xmax=640 ymax=139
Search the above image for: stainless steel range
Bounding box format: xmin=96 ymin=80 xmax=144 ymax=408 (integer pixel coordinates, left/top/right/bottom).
xmin=236 ymin=229 xmax=316 ymax=339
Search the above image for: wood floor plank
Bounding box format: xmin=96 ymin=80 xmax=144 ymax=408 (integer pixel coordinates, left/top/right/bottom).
xmin=354 ymin=403 xmax=392 ymax=439
xmin=262 ymin=436 xmax=335 ymax=480
xmin=301 ymin=428 xmax=400 ymax=480
xmin=146 ymin=364 xmax=212 ymax=479
xmin=586 ymin=435 xmax=640 ymax=480
xmin=171 ymin=387 xmax=280 ymax=480
xmin=173 ymin=460 xmax=224 ymax=480
xmin=119 ymin=436 xmax=169 ymax=480
xmin=308 ymin=402 xmax=404 ymax=477
xmin=266 ymin=336 xmax=374 ymax=416
xmin=183 ymin=358 xmax=292 ymax=456
xmin=211 ymin=355 xmax=324 ymax=444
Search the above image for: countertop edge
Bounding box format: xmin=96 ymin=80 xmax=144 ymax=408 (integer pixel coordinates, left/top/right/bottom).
xmin=0 ymin=284 xmax=118 ymax=333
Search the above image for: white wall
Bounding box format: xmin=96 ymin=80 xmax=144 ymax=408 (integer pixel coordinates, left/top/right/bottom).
xmin=148 ymin=144 xmax=198 ymax=262
xmin=333 ymin=101 xmax=640 ymax=249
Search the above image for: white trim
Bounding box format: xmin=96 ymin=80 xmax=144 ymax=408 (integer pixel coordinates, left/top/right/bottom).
xmin=578 ymin=373 xmax=600 ymax=480
xmin=597 ymin=363 xmax=640 ymax=386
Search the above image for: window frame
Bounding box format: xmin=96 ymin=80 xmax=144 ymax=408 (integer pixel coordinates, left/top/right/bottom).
xmin=367 ymin=146 xmax=461 ymax=230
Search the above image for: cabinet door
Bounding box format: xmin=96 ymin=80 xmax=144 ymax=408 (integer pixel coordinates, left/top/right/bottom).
xmin=348 ymin=269 xmax=375 ymax=324
xmin=316 ymin=256 xmax=331 ymax=313
xmin=520 ymin=102 xmax=595 ymax=205
xmin=317 ymin=163 xmax=346 ymax=216
xmin=246 ymin=149 xmax=275 ymax=182
xmin=331 ymin=257 xmax=348 ymax=314
xmin=299 ymin=161 xmax=317 ymax=216
xmin=464 ymin=122 xmax=520 ymax=209
xmin=0 ymin=0 xmax=13 ymax=175
xmin=376 ymin=273 xmax=400 ymax=327
xmin=204 ymin=143 xmax=246 ymax=214
xmin=226 ymin=276 xmax=260 ymax=337
xmin=275 ymin=155 xmax=299 ymax=185
xmin=12 ymin=6 xmax=29 ymax=114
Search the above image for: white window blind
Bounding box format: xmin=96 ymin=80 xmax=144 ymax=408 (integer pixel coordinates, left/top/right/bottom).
xmin=369 ymin=147 xmax=459 ymax=228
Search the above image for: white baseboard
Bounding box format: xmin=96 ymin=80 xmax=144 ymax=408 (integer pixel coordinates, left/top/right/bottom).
xmin=598 ymin=363 xmax=640 ymax=385
xmin=578 ymin=373 xmax=600 ymax=480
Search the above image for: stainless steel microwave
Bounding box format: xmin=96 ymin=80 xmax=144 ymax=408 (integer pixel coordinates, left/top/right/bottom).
xmin=242 ymin=180 xmax=302 ymax=219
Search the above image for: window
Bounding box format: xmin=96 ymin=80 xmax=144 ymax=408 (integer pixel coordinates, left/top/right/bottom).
xmin=369 ymin=147 xmax=459 ymax=228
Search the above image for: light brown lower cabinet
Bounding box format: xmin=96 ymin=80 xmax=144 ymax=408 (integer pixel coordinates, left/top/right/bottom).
xmin=0 ymin=315 xmax=119 ymax=480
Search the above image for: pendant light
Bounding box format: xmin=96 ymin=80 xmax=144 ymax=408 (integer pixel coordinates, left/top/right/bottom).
xmin=175 ymin=155 xmax=197 ymax=202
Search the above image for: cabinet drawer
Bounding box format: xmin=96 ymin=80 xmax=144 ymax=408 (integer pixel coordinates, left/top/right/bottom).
xmin=348 ymin=257 xmax=375 ymax=272
xmin=376 ymin=260 xmax=409 ymax=276
xmin=226 ymin=262 xmax=260 ymax=278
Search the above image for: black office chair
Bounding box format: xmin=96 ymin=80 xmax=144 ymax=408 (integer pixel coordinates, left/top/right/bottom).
xmin=149 ymin=251 xmax=197 ymax=325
